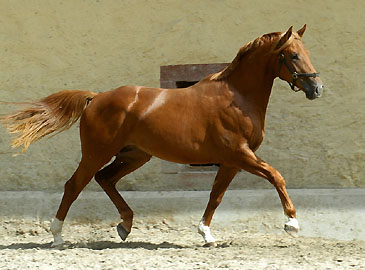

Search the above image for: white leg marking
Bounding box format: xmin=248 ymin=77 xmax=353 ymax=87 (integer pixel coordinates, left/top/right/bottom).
xmin=198 ymin=218 xmax=216 ymax=244
xmin=50 ymin=218 xmax=64 ymax=247
xmin=285 ymin=217 xmax=299 ymax=229
xmin=284 ymin=217 xmax=299 ymax=236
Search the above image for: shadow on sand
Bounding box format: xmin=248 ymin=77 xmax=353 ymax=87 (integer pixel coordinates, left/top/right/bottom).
xmin=0 ymin=239 xmax=235 ymax=250
xmin=0 ymin=240 xmax=187 ymax=250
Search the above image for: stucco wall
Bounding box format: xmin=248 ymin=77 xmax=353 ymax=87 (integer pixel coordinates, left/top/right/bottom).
xmin=0 ymin=0 xmax=363 ymax=191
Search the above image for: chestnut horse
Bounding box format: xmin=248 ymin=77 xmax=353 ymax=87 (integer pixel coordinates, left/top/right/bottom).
xmin=1 ymin=25 xmax=323 ymax=247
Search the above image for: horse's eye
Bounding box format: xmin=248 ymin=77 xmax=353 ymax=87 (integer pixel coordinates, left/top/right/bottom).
xmin=291 ymin=53 xmax=299 ymax=60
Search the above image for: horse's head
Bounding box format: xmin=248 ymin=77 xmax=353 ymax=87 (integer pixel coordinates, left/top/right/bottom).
xmin=274 ymin=25 xmax=324 ymax=100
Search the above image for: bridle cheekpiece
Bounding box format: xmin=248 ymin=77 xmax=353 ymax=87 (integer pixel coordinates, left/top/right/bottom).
xmin=278 ymin=53 xmax=320 ymax=91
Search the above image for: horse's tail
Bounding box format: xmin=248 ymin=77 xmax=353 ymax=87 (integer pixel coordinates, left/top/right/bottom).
xmin=0 ymin=90 xmax=99 ymax=154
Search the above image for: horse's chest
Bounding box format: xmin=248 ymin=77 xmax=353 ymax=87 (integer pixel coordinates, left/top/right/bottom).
xmin=222 ymin=107 xmax=265 ymax=151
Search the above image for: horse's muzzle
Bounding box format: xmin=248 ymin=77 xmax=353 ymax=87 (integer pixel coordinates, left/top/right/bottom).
xmin=303 ymin=80 xmax=324 ymax=100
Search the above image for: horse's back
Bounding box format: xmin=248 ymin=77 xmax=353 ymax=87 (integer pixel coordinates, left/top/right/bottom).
xmin=80 ymin=81 xmax=250 ymax=164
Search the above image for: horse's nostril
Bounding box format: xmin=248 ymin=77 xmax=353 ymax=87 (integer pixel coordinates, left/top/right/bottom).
xmin=315 ymin=85 xmax=323 ymax=96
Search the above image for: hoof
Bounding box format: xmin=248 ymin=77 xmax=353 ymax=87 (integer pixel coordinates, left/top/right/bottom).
xmin=51 ymin=233 xmax=64 ymax=248
xmin=117 ymin=223 xmax=130 ymax=241
xmin=284 ymin=218 xmax=299 ymax=237
xmin=203 ymin=242 xmax=217 ymax=248
xmin=51 ymin=240 xmax=64 ymax=248
xmin=284 ymin=224 xmax=299 ymax=237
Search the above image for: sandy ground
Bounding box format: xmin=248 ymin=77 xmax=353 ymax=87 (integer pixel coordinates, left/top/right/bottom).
xmin=0 ymin=220 xmax=364 ymax=270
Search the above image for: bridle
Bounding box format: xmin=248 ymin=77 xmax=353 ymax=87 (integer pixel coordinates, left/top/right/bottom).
xmin=278 ymin=53 xmax=320 ymax=91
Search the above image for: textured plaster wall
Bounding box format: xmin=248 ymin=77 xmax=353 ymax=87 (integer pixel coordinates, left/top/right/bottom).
xmin=0 ymin=0 xmax=363 ymax=191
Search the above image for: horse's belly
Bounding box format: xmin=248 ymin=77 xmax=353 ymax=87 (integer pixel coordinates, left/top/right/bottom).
xmin=130 ymin=130 xmax=220 ymax=165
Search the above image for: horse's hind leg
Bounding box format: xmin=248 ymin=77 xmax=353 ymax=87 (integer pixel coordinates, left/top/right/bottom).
xmin=50 ymin=157 xmax=107 ymax=247
xmin=94 ymin=146 xmax=152 ymax=241
xmin=199 ymin=165 xmax=239 ymax=247
xmin=95 ymin=146 xmax=146 ymax=182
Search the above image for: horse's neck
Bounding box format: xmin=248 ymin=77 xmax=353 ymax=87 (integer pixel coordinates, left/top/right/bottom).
xmin=228 ymin=53 xmax=276 ymax=113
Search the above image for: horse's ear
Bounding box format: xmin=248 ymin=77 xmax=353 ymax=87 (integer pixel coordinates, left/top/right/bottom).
xmin=282 ymin=26 xmax=293 ymax=41
xmin=297 ymin=24 xmax=306 ymax=37
xmin=275 ymin=26 xmax=293 ymax=52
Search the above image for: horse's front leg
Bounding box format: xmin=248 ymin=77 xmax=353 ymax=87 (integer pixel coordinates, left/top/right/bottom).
xmin=237 ymin=146 xmax=299 ymax=235
xmin=199 ymin=165 xmax=239 ymax=247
